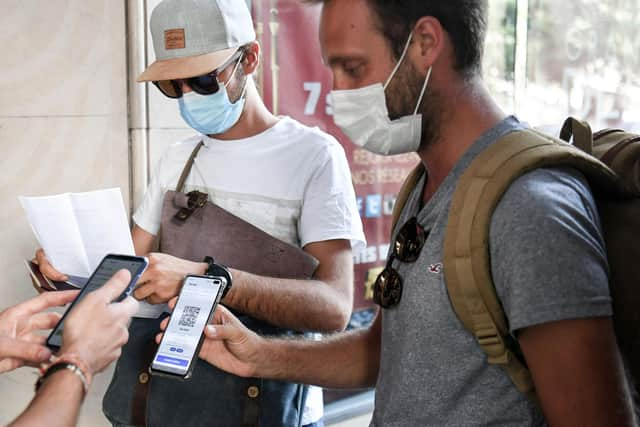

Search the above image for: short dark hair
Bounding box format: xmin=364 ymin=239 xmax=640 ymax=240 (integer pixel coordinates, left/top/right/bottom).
xmin=309 ymin=0 xmax=488 ymax=78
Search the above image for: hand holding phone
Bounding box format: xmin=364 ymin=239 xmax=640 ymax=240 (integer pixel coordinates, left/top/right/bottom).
xmin=58 ymin=269 xmax=140 ymax=375
xmin=150 ymin=274 xmax=228 ymax=379
xmin=46 ymin=254 xmax=148 ymax=351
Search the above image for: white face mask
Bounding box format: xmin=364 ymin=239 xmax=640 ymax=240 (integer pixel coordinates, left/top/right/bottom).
xmin=331 ymin=32 xmax=432 ymax=156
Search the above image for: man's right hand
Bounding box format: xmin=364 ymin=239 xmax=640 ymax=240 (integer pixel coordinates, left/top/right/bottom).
xmin=156 ymin=301 xmax=264 ymax=378
xmin=59 ymin=269 xmax=139 ymax=375
xmin=34 ymin=248 xmax=68 ymax=282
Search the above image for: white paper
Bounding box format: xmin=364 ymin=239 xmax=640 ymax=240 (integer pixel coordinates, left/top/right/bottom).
xmin=19 ymin=193 xmax=92 ymax=277
xmin=20 ymin=188 xmax=166 ymax=319
xmin=70 ymin=188 xmax=135 ymax=271
xmin=19 ymin=188 xmax=134 ymax=276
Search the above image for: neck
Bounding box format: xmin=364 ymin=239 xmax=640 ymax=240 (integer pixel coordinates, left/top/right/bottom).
xmin=209 ymin=79 xmax=279 ymax=141
xmin=419 ymin=76 xmax=506 ymax=204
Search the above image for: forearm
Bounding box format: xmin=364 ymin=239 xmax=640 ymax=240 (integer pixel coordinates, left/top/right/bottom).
xmin=520 ymin=317 xmax=637 ymax=426
xmin=259 ymin=317 xmax=381 ymax=388
xmin=10 ymin=370 xmax=84 ymax=427
xmin=224 ymin=268 xmax=352 ymax=332
xmin=132 ymin=225 xmax=157 ymax=256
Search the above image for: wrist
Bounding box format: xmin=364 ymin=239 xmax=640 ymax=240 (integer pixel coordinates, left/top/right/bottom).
xmin=36 ymin=353 xmax=92 ymax=395
xmin=52 ymin=350 xmax=94 ymax=381
xmin=224 ymin=267 xmax=240 ymax=299
xmin=202 ymin=257 xmax=233 ymax=300
xmin=259 ymin=337 xmax=290 ymax=380
xmin=35 ymin=367 xmax=86 ymax=399
xmin=196 ymin=261 xmax=208 ymax=275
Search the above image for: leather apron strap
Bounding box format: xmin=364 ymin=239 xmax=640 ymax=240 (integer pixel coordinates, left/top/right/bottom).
xmin=175 ymin=141 xmax=205 ymax=192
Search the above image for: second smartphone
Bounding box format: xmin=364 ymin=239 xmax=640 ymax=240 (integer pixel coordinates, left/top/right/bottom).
xmin=149 ymin=274 xmax=228 ymax=380
xmin=46 ymin=254 xmax=149 ymax=351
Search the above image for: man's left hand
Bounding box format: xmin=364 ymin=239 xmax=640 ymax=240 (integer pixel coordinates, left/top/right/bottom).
xmin=0 ymin=290 xmax=79 ymax=373
xmin=133 ymin=253 xmax=206 ymax=304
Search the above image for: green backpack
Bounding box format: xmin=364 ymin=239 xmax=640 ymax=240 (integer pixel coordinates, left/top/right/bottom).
xmin=391 ymin=117 xmax=640 ymax=398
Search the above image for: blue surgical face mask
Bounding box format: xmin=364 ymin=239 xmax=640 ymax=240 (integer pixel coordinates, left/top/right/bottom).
xmin=178 ymin=60 xmax=246 ymax=136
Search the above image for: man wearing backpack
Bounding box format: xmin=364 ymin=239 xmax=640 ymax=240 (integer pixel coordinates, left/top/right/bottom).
xmin=188 ymin=0 xmax=638 ymax=425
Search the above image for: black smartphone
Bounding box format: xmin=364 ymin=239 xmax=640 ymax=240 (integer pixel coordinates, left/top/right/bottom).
xmin=149 ymin=274 xmax=228 ymax=380
xmin=46 ymin=254 xmax=149 ymax=351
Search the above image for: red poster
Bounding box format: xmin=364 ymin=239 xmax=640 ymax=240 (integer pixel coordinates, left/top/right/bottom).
xmin=252 ymin=1 xmax=419 ymax=313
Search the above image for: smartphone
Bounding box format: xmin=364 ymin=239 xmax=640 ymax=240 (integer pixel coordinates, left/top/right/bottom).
xmin=149 ymin=274 xmax=228 ymax=380
xmin=46 ymin=254 xmax=149 ymax=351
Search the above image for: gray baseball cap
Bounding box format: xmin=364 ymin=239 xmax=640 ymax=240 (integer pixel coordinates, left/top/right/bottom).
xmin=138 ymin=0 xmax=256 ymax=82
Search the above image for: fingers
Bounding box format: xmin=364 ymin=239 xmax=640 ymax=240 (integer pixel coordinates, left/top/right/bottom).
xmin=94 ymin=269 xmax=132 ymax=302
xmin=204 ymin=307 xmax=245 ymax=342
xmin=168 ymin=297 xmax=178 ymax=310
xmin=0 ymin=336 xmax=51 ymax=364
xmin=159 ymin=317 xmax=169 ymax=331
xmin=145 ymin=294 xmax=168 ymax=305
xmin=204 ymin=324 xmax=234 ymax=339
xmin=36 ymin=249 xmax=68 ymax=282
xmin=133 ymin=282 xmax=154 ymax=301
xmin=0 ymin=358 xmax=24 ymax=373
xmin=109 ymin=296 xmax=140 ymax=320
xmin=132 ymin=284 xmax=170 ymax=305
xmin=137 ymin=253 xmax=159 ymax=284
xmin=137 ymin=271 xmax=150 ymax=287
xmin=211 ymin=305 xmax=242 ymax=327
xmin=24 ymin=334 xmax=48 ymax=346
xmin=26 ymin=311 xmax=62 ymax=332
xmin=35 ymin=248 xmax=45 ymax=263
xmin=155 ymin=332 xmax=163 ymax=344
xmin=15 ymin=290 xmax=79 ymax=316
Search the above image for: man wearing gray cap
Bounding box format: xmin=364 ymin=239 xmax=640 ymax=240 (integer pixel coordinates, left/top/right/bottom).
xmin=97 ymin=0 xmax=364 ymax=426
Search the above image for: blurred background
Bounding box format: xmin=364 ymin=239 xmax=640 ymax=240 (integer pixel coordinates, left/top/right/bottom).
xmin=1 ymin=0 xmax=639 ymax=425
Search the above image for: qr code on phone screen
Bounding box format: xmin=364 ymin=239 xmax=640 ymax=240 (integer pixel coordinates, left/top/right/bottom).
xmin=178 ymin=306 xmax=200 ymax=328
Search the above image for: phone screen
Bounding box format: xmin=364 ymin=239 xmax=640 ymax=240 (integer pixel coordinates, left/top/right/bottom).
xmin=151 ymin=275 xmax=226 ymax=378
xmin=46 ymin=254 xmax=148 ymax=349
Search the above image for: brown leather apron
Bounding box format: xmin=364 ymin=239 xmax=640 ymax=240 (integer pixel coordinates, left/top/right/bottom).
xmin=103 ymin=142 xmax=314 ymax=427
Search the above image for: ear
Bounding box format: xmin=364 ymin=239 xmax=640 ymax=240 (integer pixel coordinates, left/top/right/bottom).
xmin=241 ymin=41 xmax=261 ymax=75
xmin=410 ymin=16 xmax=444 ymax=72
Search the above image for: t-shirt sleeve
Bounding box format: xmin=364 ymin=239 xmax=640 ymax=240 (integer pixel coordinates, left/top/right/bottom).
xmin=298 ymin=142 xmax=366 ymax=252
xmin=132 ymin=150 xmax=171 ymax=236
xmin=489 ymin=167 xmax=612 ymax=333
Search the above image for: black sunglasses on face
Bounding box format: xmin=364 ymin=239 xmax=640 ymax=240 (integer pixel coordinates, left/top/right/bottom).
xmin=152 ymin=50 xmax=243 ymax=99
xmin=373 ymin=217 xmax=428 ymax=309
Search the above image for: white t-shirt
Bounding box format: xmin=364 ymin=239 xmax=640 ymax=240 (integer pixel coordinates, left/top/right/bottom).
xmin=133 ymin=116 xmax=365 ymax=424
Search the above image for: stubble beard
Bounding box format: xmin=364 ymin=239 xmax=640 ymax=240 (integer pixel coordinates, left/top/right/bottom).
xmin=386 ymin=61 xmax=442 ymax=154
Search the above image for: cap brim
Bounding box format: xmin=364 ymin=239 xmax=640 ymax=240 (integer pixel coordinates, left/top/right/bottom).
xmin=137 ymin=47 xmax=238 ymax=82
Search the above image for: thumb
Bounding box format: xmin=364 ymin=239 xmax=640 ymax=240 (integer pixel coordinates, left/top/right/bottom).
xmin=212 ymin=305 xmax=242 ymax=326
xmin=205 ymin=306 xmax=248 ymax=342
xmin=95 ymin=269 xmax=132 ymax=302
xmin=0 ymin=336 xmax=51 ymax=364
xmin=204 ymin=324 xmax=242 ymax=342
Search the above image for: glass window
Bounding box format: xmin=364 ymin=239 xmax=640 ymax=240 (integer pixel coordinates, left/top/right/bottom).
xmin=524 ymin=0 xmax=640 ymax=132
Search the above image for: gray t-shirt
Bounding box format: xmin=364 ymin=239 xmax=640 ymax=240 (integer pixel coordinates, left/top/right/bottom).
xmin=371 ymin=116 xmax=611 ymax=426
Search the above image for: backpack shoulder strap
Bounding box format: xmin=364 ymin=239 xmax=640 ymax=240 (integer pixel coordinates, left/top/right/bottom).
xmin=442 ymin=127 xmax=620 ymax=397
xmin=390 ymin=163 xmax=425 ymax=239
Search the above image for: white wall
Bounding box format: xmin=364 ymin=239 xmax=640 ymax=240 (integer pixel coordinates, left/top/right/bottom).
xmin=0 ymin=1 xmax=129 ymax=425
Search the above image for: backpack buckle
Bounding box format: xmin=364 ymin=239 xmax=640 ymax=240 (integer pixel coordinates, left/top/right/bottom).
xmin=476 ymin=326 xmax=510 ymax=365
xmin=174 ymin=190 xmax=208 ymax=221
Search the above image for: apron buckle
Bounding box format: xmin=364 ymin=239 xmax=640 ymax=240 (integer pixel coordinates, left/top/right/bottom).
xmin=174 ymin=190 xmax=209 ymax=221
